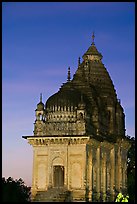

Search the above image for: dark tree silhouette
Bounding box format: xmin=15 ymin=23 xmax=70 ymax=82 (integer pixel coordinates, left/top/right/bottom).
xmin=2 ymin=177 xmax=31 ymax=202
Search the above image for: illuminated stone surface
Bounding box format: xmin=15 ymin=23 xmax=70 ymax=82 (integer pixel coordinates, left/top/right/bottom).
xmin=23 ymin=34 xmax=131 ymax=202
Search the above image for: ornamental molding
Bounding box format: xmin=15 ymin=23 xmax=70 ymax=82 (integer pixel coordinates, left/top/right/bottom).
xmin=27 ymin=136 xmax=90 ymax=146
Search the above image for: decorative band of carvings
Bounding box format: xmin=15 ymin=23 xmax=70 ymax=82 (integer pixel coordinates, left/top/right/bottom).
xmin=27 ymin=136 xmax=90 ymax=146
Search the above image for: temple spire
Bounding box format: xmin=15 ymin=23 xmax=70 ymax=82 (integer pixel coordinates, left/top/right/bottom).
xmin=40 ymin=93 xmax=42 ymax=102
xmin=67 ymin=67 xmax=71 ymax=82
xmin=92 ymin=32 xmax=95 ymax=44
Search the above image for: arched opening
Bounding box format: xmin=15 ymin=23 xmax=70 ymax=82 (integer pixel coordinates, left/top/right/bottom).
xmin=53 ymin=165 xmax=64 ymax=187
xmin=38 ymin=113 xmax=43 ymax=121
xmin=79 ymin=112 xmax=83 ymax=119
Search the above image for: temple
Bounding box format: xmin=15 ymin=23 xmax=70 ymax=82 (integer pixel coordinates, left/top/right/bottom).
xmin=23 ymin=34 xmax=131 ymax=202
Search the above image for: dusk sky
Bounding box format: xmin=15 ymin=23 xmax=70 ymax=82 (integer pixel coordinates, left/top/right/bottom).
xmin=2 ymin=2 xmax=135 ymax=186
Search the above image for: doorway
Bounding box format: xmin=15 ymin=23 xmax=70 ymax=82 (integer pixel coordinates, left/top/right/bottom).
xmin=53 ymin=165 xmax=64 ymax=187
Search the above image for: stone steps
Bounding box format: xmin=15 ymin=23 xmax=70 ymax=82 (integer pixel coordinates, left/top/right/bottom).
xmin=33 ymin=187 xmax=71 ymax=202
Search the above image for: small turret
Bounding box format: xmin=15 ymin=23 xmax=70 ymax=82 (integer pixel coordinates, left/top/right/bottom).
xmin=35 ymin=93 xmax=45 ymax=121
xmin=34 ymin=93 xmax=46 ymax=136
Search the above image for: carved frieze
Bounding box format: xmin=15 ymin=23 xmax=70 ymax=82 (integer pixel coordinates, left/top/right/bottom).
xmin=27 ymin=136 xmax=90 ymax=146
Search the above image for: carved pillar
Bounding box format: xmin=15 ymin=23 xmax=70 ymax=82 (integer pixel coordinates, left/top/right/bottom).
xmin=92 ymin=158 xmax=96 ymax=201
xmin=115 ymin=146 xmax=118 ymax=191
xmin=96 ymin=146 xmax=101 ymax=201
xmin=116 ymin=146 xmax=122 ymax=192
xmin=88 ymin=148 xmax=92 ymax=201
xmin=106 ymin=161 xmax=110 ymax=191
xmin=119 ymin=147 xmax=122 ymax=191
xmin=110 ymin=148 xmax=115 ymax=201
xmin=102 ymin=152 xmax=106 ymax=202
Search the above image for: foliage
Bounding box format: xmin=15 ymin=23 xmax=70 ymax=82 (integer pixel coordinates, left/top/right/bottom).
xmin=2 ymin=177 xmax=31 ymax=202
xmin=115 ymin=193 xmax=129 ymax=202
xmin=127 ymin=136 xmax=135 ymax=202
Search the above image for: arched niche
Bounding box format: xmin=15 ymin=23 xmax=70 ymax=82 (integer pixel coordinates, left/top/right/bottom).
xmin=52 ymin=157 xmax=64 ymax=187
xmin=52 ymin=157 xmax=64 ymax=166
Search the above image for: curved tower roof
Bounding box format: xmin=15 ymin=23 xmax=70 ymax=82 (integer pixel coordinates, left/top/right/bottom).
xmin=73 ymin=33 xmax=117 ymax=103
xmin=44 ymin=34 xmax=125 ymax=138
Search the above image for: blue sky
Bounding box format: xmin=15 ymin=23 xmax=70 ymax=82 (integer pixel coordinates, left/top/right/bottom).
xmin=2 ymin=2 xmax=135 ymax=186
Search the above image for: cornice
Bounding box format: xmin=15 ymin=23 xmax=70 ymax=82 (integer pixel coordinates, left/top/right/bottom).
xmin=23 ymin=135 xmax=90 ymax=146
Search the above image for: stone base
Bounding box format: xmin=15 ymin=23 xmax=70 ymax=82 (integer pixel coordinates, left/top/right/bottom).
xmin=32 ymin=187 xmax=73 ymax=202
xmin=71 ymin=189 xmax=86 ymax=201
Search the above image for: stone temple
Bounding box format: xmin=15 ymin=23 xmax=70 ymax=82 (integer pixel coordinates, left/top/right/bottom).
xmin=23 ymin=34 xmax=131 ymax=202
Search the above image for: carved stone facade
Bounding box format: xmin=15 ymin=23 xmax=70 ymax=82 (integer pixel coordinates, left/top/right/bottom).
xmin=23 ymin=34 xmax=131 ymax=202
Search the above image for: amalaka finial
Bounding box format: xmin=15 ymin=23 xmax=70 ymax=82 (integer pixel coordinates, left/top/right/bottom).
xmin=67 ymin=67 xmax=71 ymax=82
xmin=40 ymin=93 xmax=42 ymax=102
xmin=92 ymin=32 xmax=95 ymax=44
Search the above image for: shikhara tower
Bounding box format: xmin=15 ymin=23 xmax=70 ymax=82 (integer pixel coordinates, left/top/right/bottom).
xmin=23 ymin=34 xmax=131 ymax=202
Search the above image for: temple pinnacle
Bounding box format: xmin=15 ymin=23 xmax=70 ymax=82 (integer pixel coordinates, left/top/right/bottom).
xmin=40 ymin=93 xmax=42 ymax=102
xmin=67 ymin=67 xmax=71 ymax=82
xmin=92 ymin=32 xmax=95 ymax=44
xmin=78 ymin=57 xmax=81 ymax=66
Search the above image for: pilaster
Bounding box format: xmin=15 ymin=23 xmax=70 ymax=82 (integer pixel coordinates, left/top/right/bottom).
xmin=102 ymin=152 xmax=106 ymax=201
xmin=31 ymin=148 xmax=37 ymax=200
xmin=88 ymin=147 xmax=92 ymax=201
xmin=110 ymin=148 xmax=115 ymax=201
xmin=96 ymin=146 xmax=101 ymax=200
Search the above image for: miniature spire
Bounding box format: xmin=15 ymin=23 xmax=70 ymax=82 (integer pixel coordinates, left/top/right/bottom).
xmin=67 ymin=67 xmax=71 ymax=82
xmin=92 ymin=32 xmax=95 ymax=44
xmin=78 ymin=57 xmax=81 ymax=66
xmin=40 ymin=93 xmax=42 ymax=102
